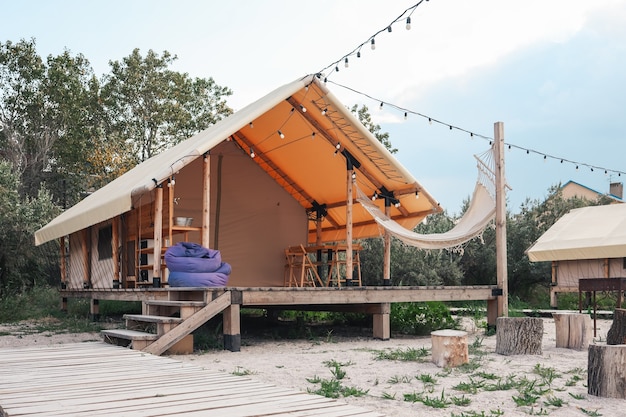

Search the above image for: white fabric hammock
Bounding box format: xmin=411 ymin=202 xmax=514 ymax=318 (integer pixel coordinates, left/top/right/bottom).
xmin=356 ymin=148 xmax=497 ymax=250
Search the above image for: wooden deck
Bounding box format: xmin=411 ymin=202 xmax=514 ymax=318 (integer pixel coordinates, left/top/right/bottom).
xmin=0 ymin=342 xmax=383 ymax=417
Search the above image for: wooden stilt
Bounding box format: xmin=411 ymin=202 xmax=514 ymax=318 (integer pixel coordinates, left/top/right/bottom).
xmin=202 ymin=152 xmax=211 ymax=248
xmin=383 ymin=205 xmax=391 ymax=286
xmin=345 ymin=168 xmax=354 ymax=285
xmin=223 ymin=303 xmax=241 ymax=352
xmin=372 ymin=303 xmax=390 ymax=340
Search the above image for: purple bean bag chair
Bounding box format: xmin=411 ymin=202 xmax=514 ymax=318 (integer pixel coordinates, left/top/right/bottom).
xmin=165 ymin=242 xmax=222 ymax=273
xmin=168 ymin=263 xmax=232 ymax=287
xmin=165 ymin=242 xmax=231 ymax=287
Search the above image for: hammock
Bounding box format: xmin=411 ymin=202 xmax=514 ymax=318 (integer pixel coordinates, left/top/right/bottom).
xmin=356 ymin=148 xmax=497 ymax=251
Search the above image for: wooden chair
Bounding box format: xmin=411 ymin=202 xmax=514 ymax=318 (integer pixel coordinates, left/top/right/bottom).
xmin=326 ymin=244 xmax=362 ymax=287
xmin=284 ymin=245 xmax=324 ymax=287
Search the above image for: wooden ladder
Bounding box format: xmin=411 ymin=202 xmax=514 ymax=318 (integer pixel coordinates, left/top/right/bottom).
xmin=101 ymin=291 xmax=232 ymax=355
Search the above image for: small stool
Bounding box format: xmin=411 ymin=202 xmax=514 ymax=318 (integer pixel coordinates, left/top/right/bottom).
xmin=431 ymin=329 xmax=468 ymax=368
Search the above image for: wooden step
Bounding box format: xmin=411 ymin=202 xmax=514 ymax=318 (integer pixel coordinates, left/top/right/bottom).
xmin=101 ymin=329 xmax=158 ymax=350
xmin=143 ymin=300 xmax=207 ymax=319
xmin=123 ymin=314 xmax=184 ymax=324
xmin=124 ymin=314 xmax=184 ymax=336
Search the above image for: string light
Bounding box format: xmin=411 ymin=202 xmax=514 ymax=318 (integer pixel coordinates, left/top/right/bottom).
xmin=323 ymin=79 xmax=626 ymax=179
xmin=249 ymin=122 xmax=254 ymax=128
xmin=316 ymin=1 xmax=428 ymax=80
xmin=250 ymin=148 xmax=255 ymax=158
xmin=404 ymin=112 xmax=408 ymax=120
xmin=344 ymin=57 xmax=349 ymax=68
xmin=300 ymin=105 xmax=307 ymax=113
xmin=278 ymin=130 xmax=285 ymax=139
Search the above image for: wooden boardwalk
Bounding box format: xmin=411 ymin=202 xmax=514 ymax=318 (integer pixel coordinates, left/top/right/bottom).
xmin=0 ymin=342 xmax=383 ymax=417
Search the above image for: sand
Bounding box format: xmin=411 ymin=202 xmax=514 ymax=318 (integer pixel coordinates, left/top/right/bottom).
xmin=1 ymin=316 xmax=624 ymax=416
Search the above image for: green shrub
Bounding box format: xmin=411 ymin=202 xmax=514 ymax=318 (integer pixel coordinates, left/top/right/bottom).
xmin=391 ymin=301 xmax=459 ymax=335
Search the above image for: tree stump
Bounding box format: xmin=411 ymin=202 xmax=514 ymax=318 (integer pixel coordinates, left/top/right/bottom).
xmin=588 ymin=344 xmax=626 ymax=398
xmin=495 ymin=317 xmax=543 ymax=355
xmin=552 ymin=312 xmax=592 ymax=350
xmin=431 ymin=329 xmax=468 ymax=368
xmin=607 ymin=308 xmax=626 ymax=345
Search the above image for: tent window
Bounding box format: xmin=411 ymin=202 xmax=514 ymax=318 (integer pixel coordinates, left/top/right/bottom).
xmin=98 ymin=225 xmax=113 ymax=260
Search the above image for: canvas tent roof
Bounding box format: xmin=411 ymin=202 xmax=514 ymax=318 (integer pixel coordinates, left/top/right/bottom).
xmin=35 ymin=74 xmax=441 ymax=246
xmin=527 ymin=204 xmax=626 ymax=262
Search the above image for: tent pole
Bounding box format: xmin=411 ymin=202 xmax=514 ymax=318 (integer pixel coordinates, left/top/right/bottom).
xmin=383 ymin=205 xmax=391 ymax=286
xmin=202 ymin=152 xmax=211 ymax=247
xmin=153 ymin=185 xmax=163 ymax=287
xmin=346 ymin=169 xmax=354 ymax=286
xmin=494 ymin=122 xmax=508 ymax=317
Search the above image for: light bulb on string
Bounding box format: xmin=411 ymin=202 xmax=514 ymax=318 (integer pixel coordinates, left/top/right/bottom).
xmin=311 ymin=132 xmax=316 ymax=139
xmin=250 ymin=148 xmax=255 ymax=158
xmin=406 ymin=16 xmax=411 ymax=30
xmin=249 ymin=122 xmax=254 ymax=128
xmin=428 ymin=118 xmax=432 ymax=125
xmin=387 ymin=26 xmax=392 ymax=32
xmin=300 ymin=105 xmax=307 ymax=113
xmin=278 ymin=130 xmax=285 ymax=139
xmin=335 ymin=66 xmax=339 ymax=72
xmin=404 ymin=112 xmax=408 ymax=120
xmin=370 ymin=38 xmax=376 ymax=50
xmin=379 ymin=102 xmax=383 ymax=110
xmin=357 ymin=50 xmax=361 ymax=58
xmin=321 ymin=108 xmax=327 ymax=115
xmin=344 ymin=57 xmax=349 ymax=68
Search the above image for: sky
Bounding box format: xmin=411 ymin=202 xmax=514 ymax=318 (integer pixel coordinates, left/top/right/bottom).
xmin=3 ymin=0 xmax=626 ymax=214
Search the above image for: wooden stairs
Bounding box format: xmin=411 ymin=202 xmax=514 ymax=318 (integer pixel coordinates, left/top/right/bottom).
xmin=101 ymin=290 xmax=232 ymax=356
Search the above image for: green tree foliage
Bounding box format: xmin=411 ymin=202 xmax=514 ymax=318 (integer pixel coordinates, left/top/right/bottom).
xmin=350 ymin=104 xmax=397 ymax=154
xmin=0 ymin=40 xmax=234 ymax=295
xmin=360 ymin=211 xmax=464 ymax=286
xmin=0 ymin=160 xmax=60 ymax=296
xmin=100 ymin=48 xmax=233 ymax=165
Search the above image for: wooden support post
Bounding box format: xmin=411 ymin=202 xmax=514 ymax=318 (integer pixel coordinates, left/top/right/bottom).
xmin=383 ymin=205 xmax=391 ymax=286
xmin=59 ymin=236 xmax=67 ymax=288
xmin=81 ymin=228 xmax=91 ymax=288
xmin=495 ymin=317 xmax=543 ymax=355
xmin=202 ymin=152 xmax=211 ymax=247
xmin=372 ymin=303 xmax=390 ymax=340
xmin=552 ymin=312 xmax=592 ymax=350
xmin=112 ymin=217 xmax=120 ymax=287
xmin=494 ymin=122 xmax=508 ymax=317
xmin=90 ymin=299 xmax=100 ymax=322
xmin=607 ymin=308 xmax=626 ymax=345
xmin=153 ymin=185 xmax=163 ymax=287
xmin=223 ymin=304 xmax=241 ymax=352
xmin=486 ymin=298 xmax=498 ymax=330
xmin=431 ymin=330 xmax=469 ymax=368
xmin=588 ymin=344 xmax=626 ymax=398
xmin=345 ymin=169 xmax=354 ymax=285
xmin=550 ymin=261 xmax=558 ymax=308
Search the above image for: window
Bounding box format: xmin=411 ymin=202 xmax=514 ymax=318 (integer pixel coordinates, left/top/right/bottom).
xmin=98 ymin=225 xmax=113 ymax=260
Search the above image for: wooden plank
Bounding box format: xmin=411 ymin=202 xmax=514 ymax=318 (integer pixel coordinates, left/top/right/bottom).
xmin=0 ymin=343 xmax=381 ymax=417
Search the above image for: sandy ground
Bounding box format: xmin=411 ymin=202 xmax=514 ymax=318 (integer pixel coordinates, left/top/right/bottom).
xmin=1 ymin=317 xmax=624 ymax=416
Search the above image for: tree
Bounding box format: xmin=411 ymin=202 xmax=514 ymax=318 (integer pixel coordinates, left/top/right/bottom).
xmin=350 ymin=104 xmax=397 ymax=154
xmin=100 ymin=49 xmax=233 ymax=165
xmin=0 ymin=39 xmax=102 ymax=206
xmin=0 ymin=160 xmax=59 ymax=296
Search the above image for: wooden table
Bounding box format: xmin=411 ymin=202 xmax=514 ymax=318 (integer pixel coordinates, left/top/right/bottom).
xmin=579 ymin=277 xmax=626 ymax=336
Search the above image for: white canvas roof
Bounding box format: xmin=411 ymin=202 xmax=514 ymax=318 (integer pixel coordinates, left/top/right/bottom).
xmin=527 ymin=204 xmax=626 ymax=262
xmin=35 ymin=75 xmax=441 ymax=245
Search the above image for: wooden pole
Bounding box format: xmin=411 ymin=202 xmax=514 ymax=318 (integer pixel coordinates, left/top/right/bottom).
xmin=346 ymin=169 xmax=354 ymax=285
xmin=153 ymin=186 xmax=163 ymax=287
xmin=111 ymin=217 xmax=120 ymax=286
xmin=494 ymin=122 xmax=508 ymax=317
xmin=82 ymin=228 xmax=90 ymax=288
xmin=59 ymin=236 xmax=66 ymax=288
xmin=383 ymin=205 xmax=391 ymax=286
xmin=202 ymin=153 xmax=211 ymax=247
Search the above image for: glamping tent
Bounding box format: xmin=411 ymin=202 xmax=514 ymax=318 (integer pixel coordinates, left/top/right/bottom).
xmin=35 ymin=74 xmax=444 ymax=289
xmin=527 ymin=203 xmax=626 ymax=306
